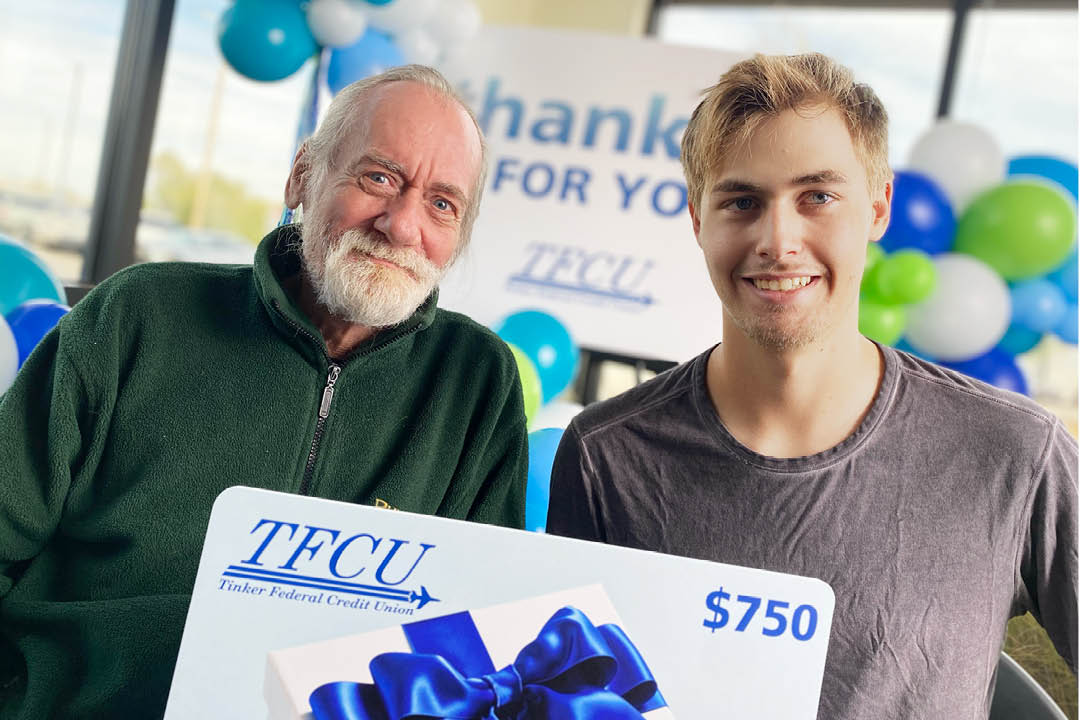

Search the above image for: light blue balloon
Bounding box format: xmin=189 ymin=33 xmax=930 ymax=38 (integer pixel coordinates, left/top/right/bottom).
xmin=218 ymin=0 xmax=317 ymax=83
xmin=526 ymin=428 xmax=563 ymax=533
xmin=1053 ymin=303 xmax=1078 ymax=344
xmin=1047 ymin=246 xmax=1078 ymax=303
xmin=0 ymin=236 xmax=66 ymax=315
xmin=327 ymin=28 xmax=405 ymax=95
xmin=495 ymin=310 xmax=579 ymax=403
xmin=1010 ymin=279 xmax=1067 ymax=333
xmin=997 ymin=322 xmax=1043 ymax=356
xmin=1008 ymin=155 xmax=1078 ymax=204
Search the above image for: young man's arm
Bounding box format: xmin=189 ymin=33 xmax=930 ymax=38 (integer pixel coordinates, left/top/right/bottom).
xmin=546 ymin=421 xmax=606 ymax=542
xmin=1017 ymin=418 xmax=1078 ymax=673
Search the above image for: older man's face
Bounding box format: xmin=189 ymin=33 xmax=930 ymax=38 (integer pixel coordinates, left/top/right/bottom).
xmin=297 ymin=81 xmax=483 ymax=327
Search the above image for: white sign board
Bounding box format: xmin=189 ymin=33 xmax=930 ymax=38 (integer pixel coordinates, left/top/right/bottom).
xmin=438 ymin=27 xmax=746 ymax=362
xmin=166 ymin=487 xmax=835 ymax=718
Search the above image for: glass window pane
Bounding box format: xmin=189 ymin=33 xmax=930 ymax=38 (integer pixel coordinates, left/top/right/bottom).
xmin=139 ymin=0 xmax=311 ymax=266
xmin=656 ymin=4 xmax=952 ymax=170
xmin=0 ymin=0 xmax=126 ymax=284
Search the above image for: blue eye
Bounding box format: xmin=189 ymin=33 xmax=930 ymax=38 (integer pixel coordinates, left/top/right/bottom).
xmin=433 ymin=198 xmax=452 ymax=212
xmin=368 ymin=172 xmax=389 ymax=184
xmin=808 ymin=192 xmax=832 ymax=205
xmin=733 ymin=197 xmax=756 ymax=211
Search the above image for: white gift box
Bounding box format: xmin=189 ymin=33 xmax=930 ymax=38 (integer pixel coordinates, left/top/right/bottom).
xmin=265 ymin=584 xmax=675 ymax=720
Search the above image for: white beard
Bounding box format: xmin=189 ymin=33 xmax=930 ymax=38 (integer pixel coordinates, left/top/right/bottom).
xmin=302 ymin=227 xmax=445 ymax=328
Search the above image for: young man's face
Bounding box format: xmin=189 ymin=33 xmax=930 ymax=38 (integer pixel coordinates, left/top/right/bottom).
xmin=690 ymin=105 xmax=891 ymax=351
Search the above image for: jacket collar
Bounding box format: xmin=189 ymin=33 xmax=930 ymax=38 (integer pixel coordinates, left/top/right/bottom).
xmin=253 ymin=223 xmax=439 ymax=367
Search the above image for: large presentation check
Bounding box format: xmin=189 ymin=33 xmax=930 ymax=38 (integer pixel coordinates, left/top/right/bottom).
xmin=166 ymin=487 xmax=835 ymax=718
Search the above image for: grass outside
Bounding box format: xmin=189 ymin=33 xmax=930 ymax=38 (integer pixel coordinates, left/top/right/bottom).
xmin=1005 ymin=613 xmax=1077 ymax=719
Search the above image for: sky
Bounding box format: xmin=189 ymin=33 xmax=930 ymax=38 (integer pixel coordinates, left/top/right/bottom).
xmin=0 ymin=0 xmax=1075 ymax=209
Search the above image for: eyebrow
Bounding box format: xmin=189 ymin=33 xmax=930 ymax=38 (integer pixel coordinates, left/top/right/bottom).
xmin=348 ymin=153 xmax=469 ymax=212
xmin=709 ymin=170 xmax=849 ymax=195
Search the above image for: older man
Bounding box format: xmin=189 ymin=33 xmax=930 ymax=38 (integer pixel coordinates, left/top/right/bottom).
xmin=548 ymin=53 xmax=1076 ymax=718
xmin=0 ymin=66 xmax=528 ymax=718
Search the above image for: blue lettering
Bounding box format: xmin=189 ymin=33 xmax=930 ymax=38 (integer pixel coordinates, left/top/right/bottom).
xmin=518 ymin=243 xmax=558 ymax=277
xmin=374 ymin=540 xmax=436 ymax=586
xmin=651 ymin=180 xmax=688 ymax=216
xmin=242 ymin=519 xmax=298 ymax=566
xmin=478 ymin=77 xmax=522 ymax=139
xmin=560 ymin=166 xmax=590 ymax=204
xmin=492 ymin=157 xmax=519 ymax=193
xmin=579 ymin=253 xmax=616 ymax=288
xmin=522 ymin=163 xmax=555 ymax=198
xmin=328 ymin=533 xmax=381 ymax=579
xmin=584 ymin=107 xmax=631 ymax=152
xmin=280 ymin=525 xmax=340 ymax=571
xmin=542 ymin=246 xmax=581 ymax=283
xmin=530 ymin=101 xmax=573 ymax=144
xmin=612 ymin=258 xmax=655 ymax=294
xmin=641 ymin=95 xmax=687 ymax=159
xmin=615 ymin=173 xmax=648 ymax=210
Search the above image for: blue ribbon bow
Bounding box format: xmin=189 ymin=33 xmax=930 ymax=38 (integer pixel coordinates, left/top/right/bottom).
xmin=308 ymin=605 xmax=667 ymax=719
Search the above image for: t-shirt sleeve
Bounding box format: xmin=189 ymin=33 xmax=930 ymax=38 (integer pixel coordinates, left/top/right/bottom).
xmin=546 ymin=421 xmax=606 ymax=542
xmin=1016 ymin=417 xmax=1078 ymax=673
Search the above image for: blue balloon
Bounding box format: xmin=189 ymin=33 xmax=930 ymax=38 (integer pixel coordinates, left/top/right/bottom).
xmin=942 ymin=347 xmax=1028 ymax=395
xmin=1053 ymin=303 xmax=1078 ymax=344
xmin=880 ymin=170 xmax=956 ymax=255
xmin=327 ymin=28 xmax=405 ymax=95
xmin=0 ymin=235 xmax=66 ymax=315
xmin=997 ymin=322 xmax=1043 ymax=356
xmin=5 ymin=300 xmax=69 ymax=367
xmin=1008 ymin=155 xmax=1078 ymax=204
xmin=526 ymin=428 xmax=563 ymax=533
xmin=1010 ymin=278 xmax=1067 ymax=333
xmin=495 ymin=310 xmax=579 ymax=403
xmin=1046 ymin=246 xmax=1078 ymax=303
xmin=218 ymin=0 xmax=317 ymax=82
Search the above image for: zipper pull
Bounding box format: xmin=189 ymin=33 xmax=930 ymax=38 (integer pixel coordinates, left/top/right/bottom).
xmin=319 ymin=364 xmax=341 ymax=419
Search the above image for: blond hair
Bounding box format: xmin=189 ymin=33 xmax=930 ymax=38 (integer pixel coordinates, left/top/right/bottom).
xmin=304 ymin=65 xmax=488 ymax=249
xmin=681 ymin=52 xmax=890 ymax=206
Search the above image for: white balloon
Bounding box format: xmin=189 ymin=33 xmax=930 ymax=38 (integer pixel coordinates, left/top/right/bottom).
xmin=906 ymin=253 xmax=1011 ymax=362
xmin=907 ymin=120 xmax=1005 ymax=212
xmin=426 ymin=0 xmax=481 ymax=48
xmin=307 ymin=0 xmax=369 ymax=48
xmin=395 ymin=26 xmax=441 ymax=66
xmin=530 ymin=401 xmax=584 ymax=431
xmin=0 ymin=317 xmax=17 ymax=394
xmin=365 ymin=0 xmax=438 ymax=35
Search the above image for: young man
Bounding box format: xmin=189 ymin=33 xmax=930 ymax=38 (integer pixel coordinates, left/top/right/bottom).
xmin=548 ymin=53 xmax=1076 ymax=718
xmin=0 ymin=66 xmax=528 ymax=718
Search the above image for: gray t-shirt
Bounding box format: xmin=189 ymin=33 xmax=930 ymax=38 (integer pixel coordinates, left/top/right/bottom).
xmin=548 ymin=344 xmax=1077 ymax=719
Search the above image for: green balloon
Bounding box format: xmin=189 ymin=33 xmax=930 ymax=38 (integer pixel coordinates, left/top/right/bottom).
xmin=954 ymin=181 xmax=1076 ymax=280
xmin=866 ymin=243 xmax=885 ymax=273
xmin=859 ymin=299 xmax=907 ymax=346
xmin=873 ymin=250 xmax=937 ymax=305
xmin=507 ymin=342 xmax=542 ymax=425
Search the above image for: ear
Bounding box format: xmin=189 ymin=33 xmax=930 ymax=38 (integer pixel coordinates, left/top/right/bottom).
xmin=284 ymin=143 xmax=310 ymax=210
xmin=688 ymin=198 xmax=703 ymax=247
xmin=869 ymin=179 xmax=892 ymax=243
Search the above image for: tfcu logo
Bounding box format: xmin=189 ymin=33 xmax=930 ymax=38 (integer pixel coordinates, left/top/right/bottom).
xmin=509 ymin=242 xmax=654 ymax=308
xmin=219 ymin=518 xmax=439 ymax=610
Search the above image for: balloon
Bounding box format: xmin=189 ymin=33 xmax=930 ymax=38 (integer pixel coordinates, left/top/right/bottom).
xmin=954 ymin=181 xmax=1076 ymax=281
xmin=365 ymin=0 xmax=438 ymax=34
xmin=425 ymin=0 xmax=482 ymax=48
xmin=530 ymin=401 xmax=584 ymax=431
xmin=526 ymin=428 xmax=563 ymax=533
xmin=0 ymin=235 xmax=66 ymax=315
xmin=395 ymin=27 xmax=441 ymax=66
xmin=507 ymin=342 xmax=542 ymax=427
xmin=0 ymin=316 xmax=15 ymax=394
xmin=1046 ymin=246 xmax=1078 ymax=302
xmin=905 ymin=254 xmax=1011 ymax=362
xmin=326 ymin=28 xmax=405 ymax=95
xmin=1008 ymin=155 xmax=1078 ymax=204
xmin=941 ymin=347 xmax=1028 ymax=395
xmin=907 ymin=121 xmax=1004 ymax=211
xmin=5 ymin=300 xmax=69 ymax=367
xmin=894 ymin=337 xmax=934 ymax=361
xmin=1009 ymin=279 xmax=1066 ymax=333
xmin=363 ymin=0 xmax=394 ymax=5
xmin=305 ymin=0 xmax=368 ymax=48
xmin=870 ymin=250 xmax=936 ymax=305
xmin=865 ymin=243 xmax=885 ymax=274
xmin=218 ymin=0 xmax=317 ymax=82
xmin=859 ymin=299 xmax=906 ymax=346
xmin=495 ymin=310 xmax=579 ymax=403
xmin=997 ymin=322 xmax=1043 ymax=356
xmin=880 ymin=170 xmax=956 ymax=255
xmin=1053 ymin=303 xmax=1078 ymax=344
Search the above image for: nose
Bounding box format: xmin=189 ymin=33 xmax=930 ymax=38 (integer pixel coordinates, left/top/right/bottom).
xmin=755 ymin=204 xmax=803 ymax=260
xmin=372 ymin=189 xmax=423 ymax=249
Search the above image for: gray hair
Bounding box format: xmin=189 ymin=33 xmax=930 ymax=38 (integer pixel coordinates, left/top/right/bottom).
xmin=303 ymin=65 xmax=488 ymax=251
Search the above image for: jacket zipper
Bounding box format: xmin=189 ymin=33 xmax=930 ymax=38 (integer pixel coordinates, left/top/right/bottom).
xmin=270 ymin=298 xmax=424 ymax=495
xmin=300 ymin=364 xmax=340 ymax=495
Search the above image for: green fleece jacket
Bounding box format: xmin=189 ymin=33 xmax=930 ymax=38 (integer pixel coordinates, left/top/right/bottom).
xmin=0 ymin=225 xmax=528 ymax=718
